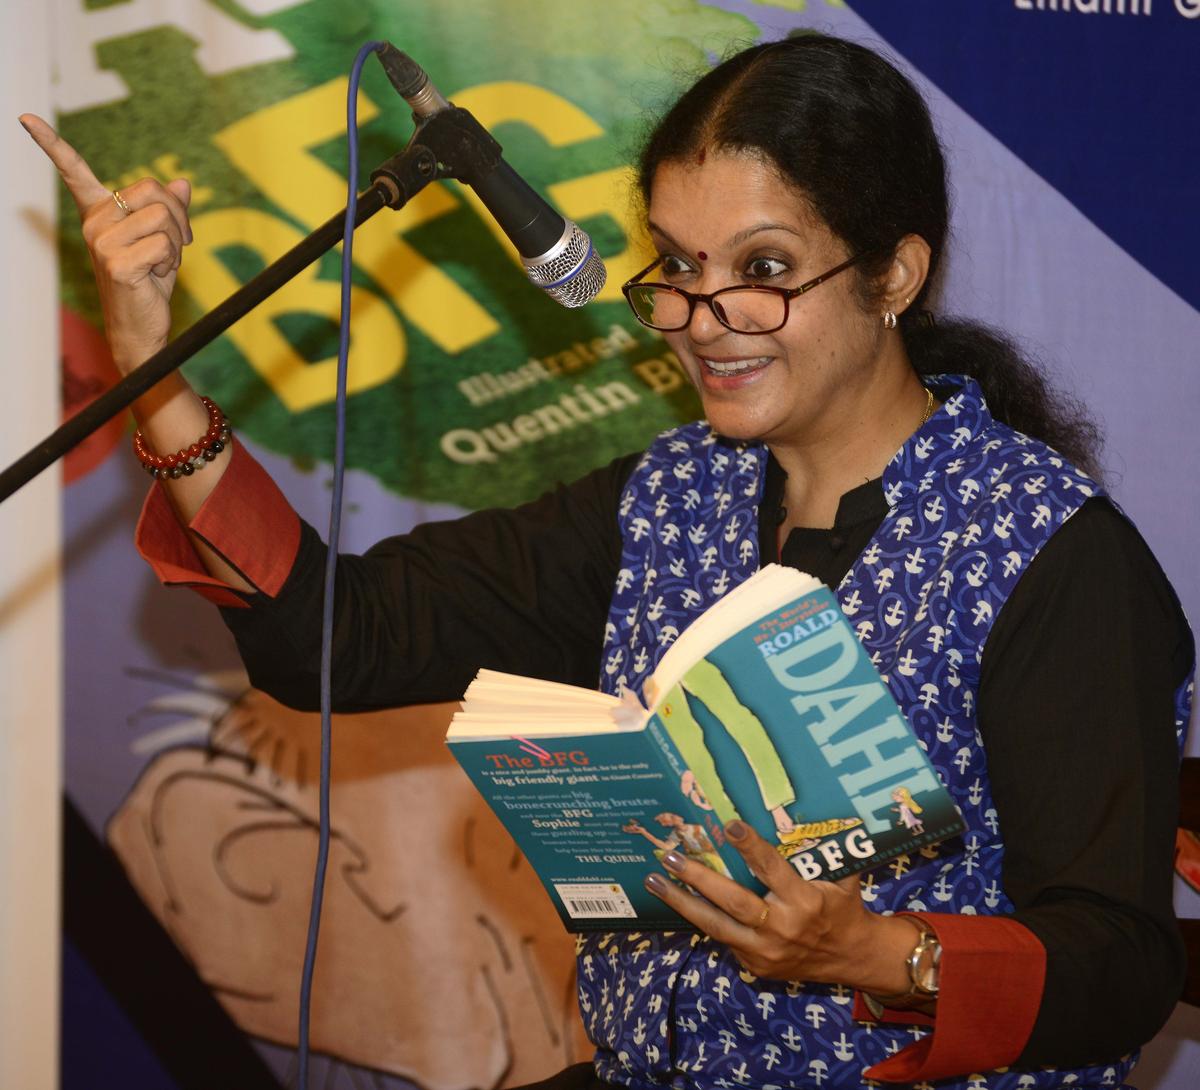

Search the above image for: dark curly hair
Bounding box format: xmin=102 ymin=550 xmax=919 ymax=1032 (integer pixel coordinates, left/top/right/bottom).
xmin=637 ymin=33 xmax=1102 ymax=478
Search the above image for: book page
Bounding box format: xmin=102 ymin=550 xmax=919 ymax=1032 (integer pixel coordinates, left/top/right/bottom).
xmin=447 ymin=670 xmax=628 ymax=741
xmin=466 ymin=670 xmax=619 ymax=706
xmin=447 ymin=712 xmax=629 ymax=740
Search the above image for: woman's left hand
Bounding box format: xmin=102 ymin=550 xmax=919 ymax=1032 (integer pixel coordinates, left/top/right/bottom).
xmin=644 ymin=819 xmax=917 ymax=993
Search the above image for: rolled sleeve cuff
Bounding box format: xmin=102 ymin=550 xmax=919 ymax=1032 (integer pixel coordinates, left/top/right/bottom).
xmin=134 ymin=441 xmax=300 ymax=607
xmin=855 ymin=912 xmax=1046 ymax=1083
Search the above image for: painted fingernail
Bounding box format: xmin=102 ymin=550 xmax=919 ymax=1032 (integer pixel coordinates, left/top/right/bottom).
xmin=662 ymin=850 xmax=687 ymax=873
xmin=726 ymin=820 xmax=749 ymax=841
xmin=645 ymin=872 xmax=669 ymax=893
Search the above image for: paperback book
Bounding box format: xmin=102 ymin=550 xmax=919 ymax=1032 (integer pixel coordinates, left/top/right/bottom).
xmin=446 ymin=565 xmax=964 ymax=931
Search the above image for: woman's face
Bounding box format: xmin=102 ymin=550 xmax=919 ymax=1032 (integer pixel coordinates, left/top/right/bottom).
xmin=647 ymin=151 xmax=884 ymax=453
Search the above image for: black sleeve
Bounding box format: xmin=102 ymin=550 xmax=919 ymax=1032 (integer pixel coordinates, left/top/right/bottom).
xmin=218 ymin=451 xmax=641 ymax=712
xmin=978 ymin=497 xmax=1193 ymax=1066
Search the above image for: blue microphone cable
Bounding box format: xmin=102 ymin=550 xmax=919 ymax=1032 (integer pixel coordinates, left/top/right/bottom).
xmin=296 ymin=38 xmax=387 ymax=1090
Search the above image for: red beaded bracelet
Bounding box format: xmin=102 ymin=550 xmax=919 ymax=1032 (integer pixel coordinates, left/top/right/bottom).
xmin=133 ymin=396 xmax=232 ymax=479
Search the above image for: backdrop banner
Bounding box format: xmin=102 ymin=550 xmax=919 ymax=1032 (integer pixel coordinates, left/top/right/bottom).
xmin=51 ymin=1 xmax=1198 ymax=1088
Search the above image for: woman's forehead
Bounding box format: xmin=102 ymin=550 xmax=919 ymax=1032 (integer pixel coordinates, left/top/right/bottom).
xmin=647 ymin=152 xmax=825 ymax=250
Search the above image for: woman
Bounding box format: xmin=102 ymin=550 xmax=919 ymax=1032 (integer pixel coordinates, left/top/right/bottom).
xmin=23 ymin=31 xmax=1191 ymax=1090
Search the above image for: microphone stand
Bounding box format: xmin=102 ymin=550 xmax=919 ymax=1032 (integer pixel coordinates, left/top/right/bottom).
xmin=0 ymin=106 xmax=504 ymax=506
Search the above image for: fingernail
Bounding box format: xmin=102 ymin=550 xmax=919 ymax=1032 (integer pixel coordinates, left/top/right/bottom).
xmin=645 ymin=872 xmax=668 ymax=893
xmin=662 ymin=850 xmax=687 ymax=873
xmin=726 ymin=820 xmax=749 ymax=841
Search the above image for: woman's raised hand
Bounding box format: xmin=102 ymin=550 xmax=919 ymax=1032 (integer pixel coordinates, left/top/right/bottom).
xmin=19 ymin=113 xmax=253 ymax=589
xmin=19 ymin=113 xmax=193 ymax=373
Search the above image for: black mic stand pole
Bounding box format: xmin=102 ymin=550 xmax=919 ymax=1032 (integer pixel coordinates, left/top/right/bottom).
xmin=0 ymin=106 xmax=504 ymax=506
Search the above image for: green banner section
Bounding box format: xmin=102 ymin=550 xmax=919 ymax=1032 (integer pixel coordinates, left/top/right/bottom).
xmin=57 ymin=0 xmax=778 ymax=508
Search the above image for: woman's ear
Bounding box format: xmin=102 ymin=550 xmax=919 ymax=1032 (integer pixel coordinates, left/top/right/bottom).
xmin=884 ymin=234 xmax=932 ymax=316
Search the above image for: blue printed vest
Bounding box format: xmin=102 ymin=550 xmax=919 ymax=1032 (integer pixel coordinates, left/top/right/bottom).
xmin=580 ymin=377 xmax=1193 ymax=1090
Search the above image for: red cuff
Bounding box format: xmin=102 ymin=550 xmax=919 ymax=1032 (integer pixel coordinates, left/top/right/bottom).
xmin=135 ymin=440 xmax=301 ymax=607
xmin=855 ymin=912 xmax=1046 ymax=1083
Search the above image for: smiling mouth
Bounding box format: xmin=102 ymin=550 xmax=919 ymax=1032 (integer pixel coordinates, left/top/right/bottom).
xmin=699 ymin=356 xmax=772 ymax=377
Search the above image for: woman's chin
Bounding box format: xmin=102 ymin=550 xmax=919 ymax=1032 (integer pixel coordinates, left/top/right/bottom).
xmin=694 ymin=394 xmax=764 ymax=435
xmin=702 ymin=414 xmax=769 ymax=443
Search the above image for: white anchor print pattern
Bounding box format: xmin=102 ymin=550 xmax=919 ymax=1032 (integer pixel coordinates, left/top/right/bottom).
xmin=578 ymin=379 xmax=1191 ymax=1090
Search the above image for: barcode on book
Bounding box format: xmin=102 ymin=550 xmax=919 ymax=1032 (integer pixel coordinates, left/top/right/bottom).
xmin=553 ymin=882 xmax=637 ymax=920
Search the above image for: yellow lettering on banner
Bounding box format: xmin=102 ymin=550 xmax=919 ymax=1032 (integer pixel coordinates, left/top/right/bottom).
xmin=632 ymin=356 xmax=685 ymax=395
xmin=105 ymin=155 xmax=215 ymax=210
xmin=448 ymin=82 xmax=643 ymax=295
xmin=212 ymin=79 xmax=498 ymax=376
xmin=179 ymin=208 xmax=403 ymax=412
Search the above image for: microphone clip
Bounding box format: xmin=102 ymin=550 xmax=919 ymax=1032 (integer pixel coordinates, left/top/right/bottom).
xmin=370 ymin=107 xmax=502 ymax=210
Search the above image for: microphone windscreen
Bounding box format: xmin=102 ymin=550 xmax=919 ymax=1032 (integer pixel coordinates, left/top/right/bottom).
xmin=522 ymin=221 xmax=607 ymax=308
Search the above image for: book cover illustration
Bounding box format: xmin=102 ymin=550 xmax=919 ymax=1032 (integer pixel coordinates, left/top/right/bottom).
xmin=645 ymin=584 xmax=964 ymax=893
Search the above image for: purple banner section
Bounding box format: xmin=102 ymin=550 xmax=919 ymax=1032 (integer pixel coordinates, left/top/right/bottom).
xmin=849 ymin=0 xmax=1199 ymax=314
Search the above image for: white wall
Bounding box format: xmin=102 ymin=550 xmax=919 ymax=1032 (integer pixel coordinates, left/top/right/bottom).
xmin=0 ymin=1 xmax=61 ymax=1088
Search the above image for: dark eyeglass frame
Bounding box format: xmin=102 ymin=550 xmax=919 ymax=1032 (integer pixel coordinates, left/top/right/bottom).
xmin=621 ymin=250 xmax=876 ymax=334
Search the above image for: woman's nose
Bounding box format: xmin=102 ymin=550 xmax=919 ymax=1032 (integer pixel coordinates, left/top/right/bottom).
xmin=687 ymin=278 xmax=729 ymax=342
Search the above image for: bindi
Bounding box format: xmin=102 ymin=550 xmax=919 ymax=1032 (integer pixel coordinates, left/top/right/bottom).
xmin=697 ymin=251 xmax=708 ymax=261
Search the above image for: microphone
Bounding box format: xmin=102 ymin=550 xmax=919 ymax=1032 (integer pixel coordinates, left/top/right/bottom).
xmin=376 ymin=45 xmax=606 ymax=308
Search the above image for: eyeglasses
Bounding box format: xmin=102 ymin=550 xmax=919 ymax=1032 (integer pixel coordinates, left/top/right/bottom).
xmin=621 ymin=251 xmax=874 ymax=335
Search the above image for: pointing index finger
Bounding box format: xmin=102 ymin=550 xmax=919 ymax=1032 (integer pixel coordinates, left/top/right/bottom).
xmin=19 ymin=112 xmax=111 ymax=215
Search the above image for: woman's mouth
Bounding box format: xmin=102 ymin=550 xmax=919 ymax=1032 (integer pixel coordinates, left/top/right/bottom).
xmin=699 ymin=355 xmax=773 ymax=378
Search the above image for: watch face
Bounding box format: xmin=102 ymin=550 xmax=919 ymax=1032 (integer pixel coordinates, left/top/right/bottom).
xmin=914 ymin=937 xmax=941 ymax=994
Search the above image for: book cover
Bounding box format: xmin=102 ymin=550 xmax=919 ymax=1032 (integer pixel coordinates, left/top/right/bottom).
xmin=446 ymin=568 xmax=965 ymax=931
xmin=448 ymin=729 xmax=722 ymax=930
xmin=650 ymin=584 xmax=964 ymax=887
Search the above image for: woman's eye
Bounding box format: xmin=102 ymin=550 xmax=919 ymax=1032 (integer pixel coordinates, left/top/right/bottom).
xmin=745 ymin=257 xmax=788 ymax=280
xmin=660 ymin=255 xmax=694 ymax=280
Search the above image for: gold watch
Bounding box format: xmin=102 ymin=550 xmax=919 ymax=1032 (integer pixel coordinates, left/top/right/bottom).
xmin=862 ymin=925 xmax=941 ymax=1018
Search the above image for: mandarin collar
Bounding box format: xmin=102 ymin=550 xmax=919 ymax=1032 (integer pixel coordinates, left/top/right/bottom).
xmin=763 ymin=453 xmax=887 ymax=532
xmin=759 ymin=375 xmax=986 ymax=525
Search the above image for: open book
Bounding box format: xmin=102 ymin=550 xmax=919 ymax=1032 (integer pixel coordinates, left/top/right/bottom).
xmin=446 ymin=565 xmax=964 ymax=930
